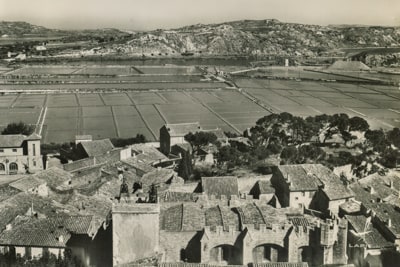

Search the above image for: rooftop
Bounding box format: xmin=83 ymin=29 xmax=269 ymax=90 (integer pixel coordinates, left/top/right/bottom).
xmin=80 ymin=139 xmax=114 ymax=157
xmin=356 ymin=171 xmax=400 ymax=204
xmin=236 ymin=203 xmax=295 ymax=228
xmin=9 ymin=176 xmax=46 ymax=192
xmin=276 ymin=164 xmax=354 ymax=200
xmin=346 ymin=214 xmax=393 ymax=249
xmin=33 ymin=167 xmax=73 ymax=190
xmin=201 ymin=176 xmax=239 ymax=198
xmin=163 ymin=122 xmax=201 ymax=137
xmin=131 ymin=143 xmax=168 ymax=164
xmin=0 ymin=215 xmax=92 ymax=248
xmin=276 ymin=165 xmax=322 ymax=192
xmin=301 ymin=164 xmax=354 ymax=200
xmin=0 ymin=134 xmax=26 ymax=148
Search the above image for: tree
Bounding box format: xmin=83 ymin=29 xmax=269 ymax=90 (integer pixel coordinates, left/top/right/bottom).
xmin=184 ymin=131 xmax=218 ymax=152
xmin=365 ymin=129 xmax=388 ymax=152
xmin=387 ymin=128 xmax=400 ymax=148
xmin=349 ymin=116 xmax=369 ymax=132
xmin=1 ymin=121 xmax=35 ymax=135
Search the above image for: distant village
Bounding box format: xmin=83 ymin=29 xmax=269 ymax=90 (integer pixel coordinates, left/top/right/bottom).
xmin=0 ymin=117 xmax=399 ymax=267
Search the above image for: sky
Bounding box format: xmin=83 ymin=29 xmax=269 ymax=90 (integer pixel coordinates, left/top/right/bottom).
xmin=1 ymin=0 xmax=400 ymax=30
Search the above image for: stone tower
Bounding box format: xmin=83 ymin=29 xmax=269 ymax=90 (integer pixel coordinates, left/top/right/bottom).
xmin=112 ymin=203 xmax=160 ymax=266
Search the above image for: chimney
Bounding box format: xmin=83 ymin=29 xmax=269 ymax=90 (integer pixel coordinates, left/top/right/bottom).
xmin=389 ymin=180 xmax=394 ymax=189
xmin=6 ymin=224 xmax=12 ymax=231
xmin=387 ymin=219 xmax=392 ymax=228
xmin=368 ymin=186 xmax=375 ymax=194
xmin=58 ymin=235 xmax=64 ymax=243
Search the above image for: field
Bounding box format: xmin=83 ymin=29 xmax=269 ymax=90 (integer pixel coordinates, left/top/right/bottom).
xmin=235 ymin=78 xmax=400 ymax=129
xmin=0 ymin=64 xmax=398 ymax=143
xmin=0 ymin=90 xmax=270 ymax=143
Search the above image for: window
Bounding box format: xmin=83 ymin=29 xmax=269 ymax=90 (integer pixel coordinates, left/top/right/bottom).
xmin=33 ymin=160 xmax=36 ymax=167
xmin=9 ymin=162 xmax=18 ymax=174
xmin=0 ymin=149 xmax=3 ymax=153
xmin=12 ymin=149 xmax=17 ymax=152
xmin=295 ymin=197 xmax=299 ymax=200
xmin=32 ymin=143 xmax=36 ymax=156
xmin=302 ymin=192 xmax=306 ymax=197
xmin=0 ymin=163 xmax=4 ymax=172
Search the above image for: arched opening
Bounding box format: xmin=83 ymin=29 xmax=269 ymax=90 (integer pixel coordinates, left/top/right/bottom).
xmin=298 ymin=246 xmax=312 ymax=263
xmin=252 ymin=243 xmax=287 ymax=263
xmin=9 ymin=163 xmax=18 ymax=174
xmin=0 ymin=163 xmax=5 ymax=174
xmin=210 ymin=244 xmax=241 ymax=265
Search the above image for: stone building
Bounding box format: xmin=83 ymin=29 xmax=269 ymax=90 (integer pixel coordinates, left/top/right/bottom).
xmin=0 ymin=133 xmax=42 ymax=175
xmin=271 ymin=164 xmax=354 ymax=215
xmin=160 ymin=122 xmax=202 ymax=155
xmin=112 ymin=173 xmax=349 ymax=266
xmin=112 ymin=200 xmax=348 ymax=266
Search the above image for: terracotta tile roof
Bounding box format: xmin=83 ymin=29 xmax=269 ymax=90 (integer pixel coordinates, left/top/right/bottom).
xmin=301 ymin=164 xmax=354 ymax=200
xmin=0 ymin=135 xmax=26 ymax=148
xmin=205 ymin=205 xmax=240 ymax=231
xmin=356 ymin=171 xmax=400 ymax=203
xmin=277 ymin=164 xmax=354 ymax=200
xmin=164 ymin=122 xmax=201 ymax=137
xmin=0 ymin=192 xmax=74 ymax=232
xmin=0 ymin=184 xmax=20 ymax=202
xmin=25 ymin=133 xmax=41 ymax=140
xmin=201 ymin=176 xmax=238 ymax=198
xmin=131 ymin=144 xmax=168 ymax=164
xmin=123 ymin=158 xmax=156 ymax=173
xmin=346 ymin=214 xmax=393 ymax=249
xmin=257 ymin=180 xmax=275 ymax=194
xmin=182 ymin=203 xmax=205 ymax=231
xmin=161 ymin=203 xmax=239 ymax=232
xmin=236 ymin=203 xmax=299 ymax=228
xmin=63 ymin=193 xmax=112 ymax=237
xmin=80 ymin=139 xmax=114 ymax=157
xmin=0 ymin=215 xmax=92 ymax=247
xmin=9 ymin=176 xmax=46 ymax=192
xmin=33 ymin=167 xmax=73 ymax=189
xmin=141 ymin=169 xmax=177 ymax=187
xmin=368 ymin=202 xmax=400 ymax=239
xmin=276 ymin=165 xmax=322 ymax=192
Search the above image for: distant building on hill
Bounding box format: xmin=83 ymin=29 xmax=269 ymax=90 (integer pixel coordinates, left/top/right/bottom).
xmin=0 ymin=133 xmax=43 ymax=175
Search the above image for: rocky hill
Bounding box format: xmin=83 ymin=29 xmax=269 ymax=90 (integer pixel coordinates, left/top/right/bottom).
xmin=2 ymin=20 xmax=400 ymax=60
xmin=0 ymin=21 xmax=64 ymax=36
xmin=93 ymin=19 xmax=400 ymax=59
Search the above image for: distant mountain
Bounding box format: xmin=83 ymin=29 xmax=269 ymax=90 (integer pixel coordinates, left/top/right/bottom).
xmin=2 ymin=19 xmax=400 ymax=61
xmin=0 ymin=21 xmax=64 ymax=36
xmin=116 ymin=19 xmax=400 ymax=58
xmin=0 ymin=21 xmax=126 ymax=37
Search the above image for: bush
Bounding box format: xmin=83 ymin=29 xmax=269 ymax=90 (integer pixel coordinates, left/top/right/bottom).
xmin=1 ymin=122 xmax=35 ymax=135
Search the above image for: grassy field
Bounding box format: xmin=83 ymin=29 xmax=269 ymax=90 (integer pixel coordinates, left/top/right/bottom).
xmin=1 ymin=64 xmax=398 ymax=143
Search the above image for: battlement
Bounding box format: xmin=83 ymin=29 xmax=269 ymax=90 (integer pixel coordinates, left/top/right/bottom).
xmin=112 ymin=202 xmax=160 ymax=214
xmin=244 ymin=223 xmax=291 ymax=232
xmin=204 ymin=225 xmax=241 ymax=236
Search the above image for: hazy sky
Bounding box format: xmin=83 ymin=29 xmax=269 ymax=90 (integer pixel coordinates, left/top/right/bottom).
xmin=1 ymin=0 xmax=400 ymax=30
